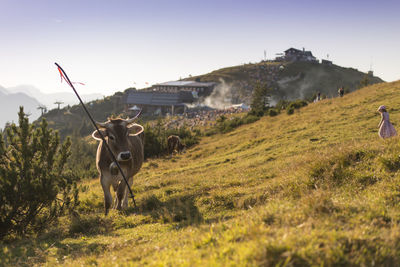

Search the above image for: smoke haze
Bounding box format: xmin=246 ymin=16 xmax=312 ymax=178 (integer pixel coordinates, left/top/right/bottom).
xmin=202 ymin=79 xmax=234 ymax=109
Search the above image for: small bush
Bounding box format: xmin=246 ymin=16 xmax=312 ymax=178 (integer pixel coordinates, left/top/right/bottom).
xmin=276 ymin=99 xmax=308 ymax=116
xmin=205 ymin=129 xmax=218 ymax=136
xmin=0 ymin=107 xmax=79 ymax=239
xmin=217 ymin=117 xmax=243 ymax=133
xmin=248 ymin=109 xmax=265 ymax=117
xmin=242 ymin=114 xmax=260 ymax=124
xmin=275 ymin=100 xmax=290 ymax=110
xmin=211 ymin=114 xmax=260 ymax=134
xmin=268 ymin=109 xmax=279 ymax=117
xmin=288 ymin=100 xmax=308 ymax=110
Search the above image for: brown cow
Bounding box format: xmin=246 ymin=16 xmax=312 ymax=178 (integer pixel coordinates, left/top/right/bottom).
xmin=167 ymin=135 xmax=185 ymax=155
xmin=92 ymin=117 xmax=144 ymax=215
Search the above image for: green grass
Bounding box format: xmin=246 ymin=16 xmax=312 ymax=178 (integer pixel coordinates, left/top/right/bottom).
xmin=3 ymin=80 xmax=400 ymax=266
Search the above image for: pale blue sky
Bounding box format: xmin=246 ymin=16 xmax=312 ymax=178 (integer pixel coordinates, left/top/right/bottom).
xmin=0 ymin=0 xmax=399 ymax=95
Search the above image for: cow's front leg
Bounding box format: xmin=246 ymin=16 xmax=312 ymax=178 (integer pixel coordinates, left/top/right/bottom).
xmin=116 ymin=179 xmax=126 ymax=210
xmin=122 ymin=177 xmax=134 ymax=209
xmin=112 ymin=180 xmax=119 ymax=209
xmin=100 ymin=175 xmax=112 ymax=215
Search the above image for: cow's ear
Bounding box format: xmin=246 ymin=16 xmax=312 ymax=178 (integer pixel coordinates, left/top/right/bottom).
xmin=92 ymin=129 xmax=107 ymax=141
xmin=127 ymin=123 xmax=144 ymax=136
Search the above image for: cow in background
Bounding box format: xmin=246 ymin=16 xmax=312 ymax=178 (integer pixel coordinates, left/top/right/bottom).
xmin=167 ymin=135 xmax=185 ymax=155
xmin=92 ymin=116 xmax=144 ymax=215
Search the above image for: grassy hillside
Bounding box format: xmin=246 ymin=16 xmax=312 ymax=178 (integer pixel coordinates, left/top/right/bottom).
xmin=189 ymin=61 xmax=383 ymax=103
xmin=4 ymin=80 xmax=400 ymax=266
xmin=40 ymin=61 xmax=383 ymax=139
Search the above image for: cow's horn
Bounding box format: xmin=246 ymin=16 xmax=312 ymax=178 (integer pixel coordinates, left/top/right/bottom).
xmin=125 ymin=109 xmax=142 ymax=124
xmin=95 ymin=121 xmax=108 ymax=128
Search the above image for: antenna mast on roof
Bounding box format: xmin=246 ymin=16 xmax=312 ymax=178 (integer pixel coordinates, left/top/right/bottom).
xmin=368 ymin=57 xmax=374 ymax=76
xmin=370 ymin=56 xmax=373 ymax=71
xmin=264 ymin=50 xmax=266 ymax=61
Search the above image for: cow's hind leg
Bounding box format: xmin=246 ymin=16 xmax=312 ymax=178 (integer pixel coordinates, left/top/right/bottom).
xmin=168 ymin=142 xmax=173 ymax=156
xmin=101 ymin=175 xmax=113 ymax=215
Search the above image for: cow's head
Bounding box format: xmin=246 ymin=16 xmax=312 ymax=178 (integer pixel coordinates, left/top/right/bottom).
xmin=92 ymin=115 xmax=143 ymax=165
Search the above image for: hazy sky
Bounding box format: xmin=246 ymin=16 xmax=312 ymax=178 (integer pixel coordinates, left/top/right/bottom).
xmin=0 ymin=0 xmax=399 ymax=96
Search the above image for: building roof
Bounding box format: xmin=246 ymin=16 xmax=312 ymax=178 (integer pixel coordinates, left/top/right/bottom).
xmin=304 ymin=51 xmax=314 ymax=57
xmin=284 ymin=48 xmax=302 ymax=53
xmin=185 ymin=82 xmax=216 ymax=87
xmin=126 ymin=91 xmax=194 ymax=106
xmin=321 ymin=59 xmax=333 ymax=64
xmin=284 ymin=48 xmax=314 ymax=56
xmin=156 ymin=81 xmax=194 ymax=86
xmin=154 ymin=81 xmax=216 ymax=87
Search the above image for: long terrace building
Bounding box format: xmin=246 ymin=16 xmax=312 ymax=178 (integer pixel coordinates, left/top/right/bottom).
xmin=125 ymin=91 xmax=194 ymax=116
xmin=152 ymin=81 xmax=216 ymax=97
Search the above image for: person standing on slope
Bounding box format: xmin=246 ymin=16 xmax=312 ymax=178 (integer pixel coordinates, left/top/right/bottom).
xmin=338 ymin=87 xmax=344 ymax=97
xmin=378 ymin=105 xmax=397 ymax=138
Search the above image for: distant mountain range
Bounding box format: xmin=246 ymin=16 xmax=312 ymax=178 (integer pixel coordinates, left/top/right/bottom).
xmin=0 ymin=84 xmax=103 ymax=128
xmin=6 ymin=85 xmax=103 ymax=108
xmin=0 ymin=85 xmax=42 ymax=127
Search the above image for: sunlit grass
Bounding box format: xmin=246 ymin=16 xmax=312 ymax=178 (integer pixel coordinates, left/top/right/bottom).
xmin=2 ymin=81 xmax=400 ymax=266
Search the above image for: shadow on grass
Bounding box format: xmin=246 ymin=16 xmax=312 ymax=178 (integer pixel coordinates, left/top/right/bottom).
xmin=0 ymin=195 xmax=203 ymax=266
xmin=0 ymin=230 xmax=108 ymax=267
xmin=126 ymin=194 xmax=203 ymax=227
xmin=68 ymin=214 xmax=114 ymax=236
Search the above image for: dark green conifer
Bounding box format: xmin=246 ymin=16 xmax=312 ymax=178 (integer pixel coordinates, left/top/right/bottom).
xmin=0 ymin=107 xmax=78 ymax=238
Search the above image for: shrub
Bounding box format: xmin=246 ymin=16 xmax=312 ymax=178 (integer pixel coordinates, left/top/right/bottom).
xmin=268 ymin=109 xmax=279 ymax=117
xmin=288 ymin=100 xmax=308 ymax=110
xmin=217 ymin=117 xmax=243 ymax=133
xmin=286 ymin=107 xmax=295 ymax=115
xmin=242 ymin=114 xmax=260 ymax=124
xmin=248 ymin=109 xmax=265 ymax=117
xmin=276 ymin=99 xmax=307 ymax=115
xmin=0 ymin=107 xmax=79 ymax=239
xmin=275 ymin=100 xmax=290 ymax=110
xmin=215 ymin=114 xmax=260 ymax=134
xmin=204 ymin=114 xmax=260 ymax=135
